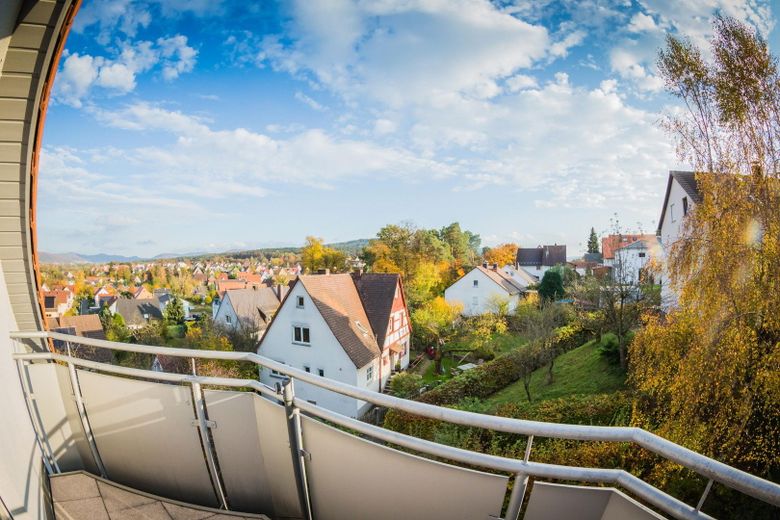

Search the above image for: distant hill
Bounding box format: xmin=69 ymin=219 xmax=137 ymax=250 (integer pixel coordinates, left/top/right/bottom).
xmin=39 ymin=252 xmax=143 ymax=264
xmin=39 ymin=239 xmax=372 ymax=264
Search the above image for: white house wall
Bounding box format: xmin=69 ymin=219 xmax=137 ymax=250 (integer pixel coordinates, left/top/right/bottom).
xmin=659 ymin=178 xmax=696 ymax=309
xmin=445 ymin=269 xmax=519 ymax=317
xmin=258 ymin=282 xmax=379 ymax=418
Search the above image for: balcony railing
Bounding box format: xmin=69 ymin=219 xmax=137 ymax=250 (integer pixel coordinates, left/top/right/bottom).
xmin=9 ymin=330 xmax=780 ymax=520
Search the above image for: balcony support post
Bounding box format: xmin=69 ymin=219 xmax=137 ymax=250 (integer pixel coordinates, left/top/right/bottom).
xmin=281 ymin=378 xmax=313 ymax=520
xmin=505 ymin=435 xmax=534 ymax=520
xmin=15 ymin=358 xmax=57 ymax=475
xmin=64 ymin=341 xmax=107 ymax=478
xmin=190 ymin=380 xmax=229 ymax=510
xmin=696 ymin=479 xmax=714 ymax=512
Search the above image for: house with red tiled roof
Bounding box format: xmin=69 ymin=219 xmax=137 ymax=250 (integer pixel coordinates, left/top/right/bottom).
xmin=258 ymin=272 xmax=410 ymax=418
xmin=42 ymin=289 xmax=73 ymax=318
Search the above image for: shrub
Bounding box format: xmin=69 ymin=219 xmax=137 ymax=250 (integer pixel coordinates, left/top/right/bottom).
xmin=390 ymin=372 xmax=424 ymax=399
xmin=384 ymin=322 xmax=588 ymax=437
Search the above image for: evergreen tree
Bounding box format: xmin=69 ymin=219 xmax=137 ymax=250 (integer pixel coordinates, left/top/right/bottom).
xmin=587 ymin=227 xmax=599 ymax=254
xmin=538 ymin=270 xmax=564 ymax=302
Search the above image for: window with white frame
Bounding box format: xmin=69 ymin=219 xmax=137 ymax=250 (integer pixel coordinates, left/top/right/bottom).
xmin=473 ymin=279 xmax=478 ymax=287
xmin=296 ymin=296 xmax=304 ymax=308
xmin=293 ymin=325 xmax=311 ymax=345
xmin=366 ymin=365 xmax=374 ymax=381
xmin=270 ymin=361 xmax=286 ymax=378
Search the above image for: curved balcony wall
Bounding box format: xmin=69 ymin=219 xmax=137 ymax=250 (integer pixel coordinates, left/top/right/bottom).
xmin=1 ymin=2 xmax=77 ymax=518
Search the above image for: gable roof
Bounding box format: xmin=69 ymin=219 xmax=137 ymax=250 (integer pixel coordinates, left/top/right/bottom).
xmin=297 ymin=274 xmax=381 ymax=368
xmin=657 ymin=170 xmax=702 ymax=234
xmin=58 ymin=314 xmax=106 ymax=340
xmin=223 ymin=286 xmax=288 ymax=328
xmin=602 ymin=234 xmax=656 ymax=260
xmin=352 ymin=273 xmax=400 ymax=350
xmin=475 ymin=266 xmax=526 ymax=295
xmin=115 ymin=297 xmax=163 ymax=327
xmin=516 ymin=245 xmax=567 ymax=267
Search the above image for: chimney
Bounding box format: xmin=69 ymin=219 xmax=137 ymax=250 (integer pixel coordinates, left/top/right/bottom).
xmin=482 ymin=261 xmax=488 ymax=268
xmin=492 ymin=263 xmax=498 ymax=271
xmin=276 ymin=284 xmax=283 ymax=300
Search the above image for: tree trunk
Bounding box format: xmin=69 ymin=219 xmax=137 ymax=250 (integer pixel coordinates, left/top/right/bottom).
xmin=618 ymin=333 xmax=627 ymax=369
xmin=547 ymin=357 xmax=555 ymax=385
xmin=434 ymin=340 xmax=443 ymax=374
xmin=523 ymin=379 xmax=533 ymax=403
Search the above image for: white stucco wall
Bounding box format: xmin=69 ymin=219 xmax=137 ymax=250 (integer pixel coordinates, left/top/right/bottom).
xmin=258 ymin=283 xmax=379 ymax=418
xmin=213 ymin=297 xmax=239 ymax=329
xmin=659 ymin=179 xmax=697 ymax=309
xmin=445 ymin=268 xmax=519 ymax=316
xmin=0 ymin=263 xmax=47 ymax=520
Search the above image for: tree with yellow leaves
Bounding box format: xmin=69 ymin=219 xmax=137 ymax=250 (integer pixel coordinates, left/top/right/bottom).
xmin=483 ymin=243 xmax=519 ymax=268
xmin=630 ymin=16 xmax=780 ymax=515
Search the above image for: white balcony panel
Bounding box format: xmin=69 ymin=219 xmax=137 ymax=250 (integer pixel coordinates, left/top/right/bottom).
xmin=301 ymin=415 xmax=508 ymax=520
xmin=25 ymin=362 xmax=97 ymax=473
xmin=204 ymin=390 xmax=301 ymax=518
xmin=524 ymin=482 xmax=665 ymax=520
xmin=76 ymin=370 xmax=218 ymax=507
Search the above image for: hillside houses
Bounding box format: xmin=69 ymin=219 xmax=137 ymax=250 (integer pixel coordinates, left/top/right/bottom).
xmin=258 ymin=272 xmax=411 ymax=418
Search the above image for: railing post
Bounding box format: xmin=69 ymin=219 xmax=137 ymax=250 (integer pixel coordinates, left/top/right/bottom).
xmin=280 ymin=378 xmax=313 ymax=520
xmin=505 ymin=435 xmax=533 ymax=520
xmin=190 ymin=379 xmax=229 ymax=509
xmin=14 ymin=356 xmax=58 ymax=475
xmin=65 ymin=341 xmax=108 ymax=478
xmin=696 ymin=479 xmax=714 ymax=512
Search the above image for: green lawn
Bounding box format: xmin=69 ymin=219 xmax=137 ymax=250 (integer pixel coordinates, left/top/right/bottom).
xmin=421 ymin=332 xmax=526 ymax=384
xmin=483 ymin=336 xmax=626 ymax=411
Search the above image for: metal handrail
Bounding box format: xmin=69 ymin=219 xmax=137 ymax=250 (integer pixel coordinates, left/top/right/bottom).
xmin=10 ymin=330 xmax=780 ymax=514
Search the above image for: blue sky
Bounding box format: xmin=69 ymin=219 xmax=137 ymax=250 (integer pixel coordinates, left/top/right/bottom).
xmin=39 ymin=0 xmax=780 ymax=258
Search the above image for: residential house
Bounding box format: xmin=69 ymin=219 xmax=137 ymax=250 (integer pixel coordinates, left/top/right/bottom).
xmin=48 ymin=314 xmax=111 ymax=363
xmin=214 ymin=285 xmax=288 ymax=335
xmin=609 ymin=236 xmax=662 ymax=285
xmin=601 ymin=234 xmax=656 ymax=268
xmin=515 ymin=245 xmax=567 ymax=278
xmin=657 ymin=170 xmax=702 ymax=307
xmin=155 ymin=289 xmax=192 ymax=320
xmin=568 ymin=252 xmax=603 ymax=277
xmin=132 ymin=286 xmax=154 ymax=300
xmin=445 ymin=264 xmax=526 ymax=316
xmin=42 ymin=289 xmax=72 ymax=318
xmin=258 ymin=272 xmax=410 ymax=418
xmin=114 ymin=297 xmax=163 ymax=329
xmin=352 ymin=272 xmax=412 ymax=380
xmin=94 ymin=285 xmax=115 ymax=308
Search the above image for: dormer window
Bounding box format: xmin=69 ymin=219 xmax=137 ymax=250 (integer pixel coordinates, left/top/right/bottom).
xmin=356 ymin=321 xmax=369 ymax=336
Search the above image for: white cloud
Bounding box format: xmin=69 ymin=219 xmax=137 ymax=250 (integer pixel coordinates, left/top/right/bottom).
xmin=294 ymin=91 xmax=326 ymax=111
xmin=257 ymin=0 xmax=552 ymax=107
xmin=373 ymin=119 xmax=397 ymax=135
xmin=53 ymin=37 xmax=197 ymax=107
xmin=157 ymin=35 xmax=197 ymax=81
xmin=627 ymin=12 xmax=659 ymax=33
xmin=86 ymin=102 xmax=456 ymax=192
xmin=505 ymin=74 xmax=539 ymax=92
xmin=549 ymin=29 xmax=587 ymax=58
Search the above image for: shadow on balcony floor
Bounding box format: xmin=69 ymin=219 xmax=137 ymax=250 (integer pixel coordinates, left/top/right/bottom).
xmin=51 ymin=471 xmax=270 ymax=520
